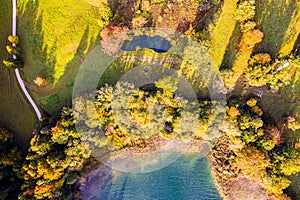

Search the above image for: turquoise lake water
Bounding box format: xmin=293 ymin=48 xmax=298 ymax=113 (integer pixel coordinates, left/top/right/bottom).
xmin=89 ymin=155 xmax=222 ymax=200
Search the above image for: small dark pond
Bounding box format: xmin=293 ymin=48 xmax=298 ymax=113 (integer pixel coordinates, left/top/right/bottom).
xmin=121 ymin=35 xmax=171 ymax=53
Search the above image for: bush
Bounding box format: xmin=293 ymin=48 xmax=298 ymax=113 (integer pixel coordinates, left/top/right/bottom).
xmin=0 ymin=128 xmax=23 ymax=200
xmin=249 ymin=53 xmax=272 ymax=66
xmin=3 ymin=58 xmax=23 ymax=68
xmin=260 ymin=175 xmax=291 ymax=195
xmin=231 ymin=146 xmax=270 ymax=179
xmin=242 ymin=29 xmax=264 ymax=48
xmin=6 ymin=45 xmax=20 ymax=55
xmin=235 ymin=0 xmax=255 ymax=22
xmin=7 ymin=35 xmax=19 ymax=44
xmin=240 ymin=21 xmax=257 ymax=33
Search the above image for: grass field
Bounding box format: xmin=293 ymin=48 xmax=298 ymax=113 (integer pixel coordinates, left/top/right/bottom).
xmin=18 ymin=0 xmax=105 ymax=115
xmin=255 ymin=0 xmax=298 ymax=57
xmin=209 ymin=0 xmax=238 ymax=68
xmin=0 ymin=0 xmax=36 ymax=151
xmin=278 ymin=4 xmax=300 ymax=58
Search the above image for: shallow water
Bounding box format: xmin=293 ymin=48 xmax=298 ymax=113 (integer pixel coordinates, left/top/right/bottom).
xmin=94 ymin=155 xmax=221 ymax=200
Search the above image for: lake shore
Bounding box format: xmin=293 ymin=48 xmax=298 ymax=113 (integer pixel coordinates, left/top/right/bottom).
xmin=208 ymin=134 xmax=273 ymax=200
xmin=77 ymin=138 xmax=223 ymax=199
xmin=77 ymin=134 xmax=274 ymax=199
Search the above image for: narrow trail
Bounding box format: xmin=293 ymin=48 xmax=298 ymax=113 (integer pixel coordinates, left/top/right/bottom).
xmin=12 ymin=0 xmax=42 ymax=120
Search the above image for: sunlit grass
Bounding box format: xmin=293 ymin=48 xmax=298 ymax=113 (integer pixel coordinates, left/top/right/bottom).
xmin=19 ymin=0 xmax=104 ymax=86
xmin=17 ymin=0 xmax=108 ymax=114
xmin=255 ymin=0 xmax=298 ymax=57
xmin=209 ymin=0 xmax=238 ymax=68
xmin=279 ymin=5 xmax=300 ymax=57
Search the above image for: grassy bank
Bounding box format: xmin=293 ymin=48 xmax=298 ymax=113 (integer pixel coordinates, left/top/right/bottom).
xmin=255 ymin=0 xmax=298 ymax=57
xmin=18 ymin=0 xmax=106 ymax=115
xmin=0 ymin=0 xmax=36 ymax=151
xmin=209 ymin=0 xmax=238 ymax=68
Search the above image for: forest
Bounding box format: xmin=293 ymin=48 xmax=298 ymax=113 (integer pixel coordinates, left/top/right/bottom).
xmin=0 ymin=0 xmax=299 ymax=199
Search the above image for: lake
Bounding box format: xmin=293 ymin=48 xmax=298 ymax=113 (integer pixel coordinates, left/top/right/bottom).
xmin=80 ymin=155 xmax=222 ymax=200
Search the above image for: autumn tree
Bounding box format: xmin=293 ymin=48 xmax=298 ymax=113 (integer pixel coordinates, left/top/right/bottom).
xmin=245 ymin=59 xmax=294 ymax=90
xmin=3 ymin=58 xmax=23 ymax=68
xmin=34 ymin=76 xmax=49 ymax=87
xmin=0 ymin=128 xmax=23 ymax=200
xmin=7 ymin=35 xmax=19 ymax=44
xmin=231 ymin=145 xmax=270 ymax=179
xmin=260 ymin=175 xmax=291 ymax=195
xmin=6 ymin=45 xmax=20 ymax=55
xmin=286 ymin=116 xmax=300 ymax=132
xmin=249 ymin=53 xmax=272 ymax=66
xmin=20 ymin=109 xmax=91 ymax=199
xmin=235 ymin=0 xmax=255 ymax=22
xmin=242 ymin=29 xmax=264 ymax=48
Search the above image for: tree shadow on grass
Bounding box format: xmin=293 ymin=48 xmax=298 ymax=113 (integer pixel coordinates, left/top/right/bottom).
xmin=40 ymin=26 xmax=101 ymax=116
xmin=19 ymin=0 xmax=103 ymax=115
xmin=18 ymin=0 xmax=56 ymax=83
xmin=220 ymin=23 xmax=242 ymax=71
xmin=254 ymin=0 xmax=298 ymax=57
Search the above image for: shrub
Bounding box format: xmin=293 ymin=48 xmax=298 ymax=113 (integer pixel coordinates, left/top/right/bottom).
xmin=7 ymin=35 xmax=19 ymax=44
xmin=246 ymin=98 xmax=257 ymax=107
xmin=3 ymin=58 xmax=23 ymax=68
xmin=240 ymin=21 xmax=256 ymax=33
xmin=242 ymin=29 xmax=264 ymax=48
xmin=260 ymin=175 xmax=291 ymax=195
xmin=235 ymin=0 xmax=255 ymax=22
xmin=227 ymin=106 xmax=240 ymax=118
xmin=249 ymin=53 xmax=272 ymax=66
xmin=231 ymin=146 xmax=270 ymax=179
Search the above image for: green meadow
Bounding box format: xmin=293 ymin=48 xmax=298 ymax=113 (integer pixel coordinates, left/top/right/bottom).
xmin=209 ymin=0 xmax=238 ymax=68
xmin=18 ymin=0 xmax=107 ymax=115
xmin=255 ymin=0 xmax=299 ymax=57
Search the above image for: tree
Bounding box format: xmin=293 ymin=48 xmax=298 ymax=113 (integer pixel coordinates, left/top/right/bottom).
xmin=259 ymin=139 xmax=275 ymax=151
xmin=240 ymin=21 xmax=257 ymax=33
xmin=33 ymin=76 xmax=49 ymax=87
xmin=231 ymin=146 xmax=270 ymax=179
xmin=227 ymin=106 xmax=240 ymax=118
xmin=239 ymin=114 xmax=263 ymax=131
xmin=242 ymin=29 xmax=264 ymax=48
xmin=8 ymin=35 xmax=19 ymax=44
xmin=249 ymin=53 xmax=272 ymax=66
xmin=279 ymin=149 xmax=300 ymax=176
xmin=0 ymin=128 xmax=23 ymax=200
xmin=260 ymin=175 xmax=291 ymax=195
xmin=98 ymin=0 xmax=112 ymax=28
xmin=286 ymin=116 xmax=300 ymax=131
xmin=155 ymin=76 xmax=178 ymax=97
xmin=246 ymin=98 xmax=257 ymax=107
xmin=235 ymin=0 xmax=255 ymax=22
xmin=265 ymin=124 xmax=283 ymax=146
xmin=132 ymin=15 xmax=148 ymax=29
xmin=100 ymin=24 xmax=128 ymax=41
xmin=20 ymin=109 xmax=91 ymax=199
xmin=3 ymin=58 xmax=23 ymax=68
xmin=6 ymin=45 xmax=20 ymax=55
